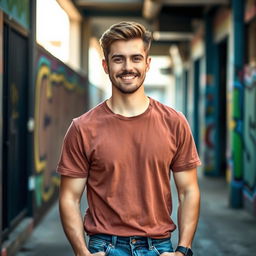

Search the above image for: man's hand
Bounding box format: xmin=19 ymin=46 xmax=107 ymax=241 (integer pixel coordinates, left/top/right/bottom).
xmin=160 ymin=252 xmax=184 ymax=256
xmin=79 ymin=252 xmax=105 ymax=256
xmin=91 ymin=252 xmax=106 ymax=256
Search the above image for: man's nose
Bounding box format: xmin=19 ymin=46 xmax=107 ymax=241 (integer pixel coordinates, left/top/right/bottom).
xmin=124 ymin=59 xmax=132 ymax=70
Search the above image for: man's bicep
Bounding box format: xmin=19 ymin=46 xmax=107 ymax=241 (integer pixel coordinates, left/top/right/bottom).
xmin=173 ymin=168 xmax=199 ymax=194
xmin=59 ymin=175 xmax=87 ymax=202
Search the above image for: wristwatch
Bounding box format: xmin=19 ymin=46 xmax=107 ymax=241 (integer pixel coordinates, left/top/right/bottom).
xmin=175 ymin=246 xmax=193 ymax=256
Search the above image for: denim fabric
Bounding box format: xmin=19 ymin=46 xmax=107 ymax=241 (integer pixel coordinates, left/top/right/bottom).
xmin=88 ymin=234 xmax=174 ymax=256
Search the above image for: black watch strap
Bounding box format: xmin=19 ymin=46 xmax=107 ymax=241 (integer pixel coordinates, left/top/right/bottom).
xmin=175 ymin=246 xmax=193 ymax=256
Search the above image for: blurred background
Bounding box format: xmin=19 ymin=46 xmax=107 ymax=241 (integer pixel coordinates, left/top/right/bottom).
xmin=0 ymin=0 xmax=256 ymax=255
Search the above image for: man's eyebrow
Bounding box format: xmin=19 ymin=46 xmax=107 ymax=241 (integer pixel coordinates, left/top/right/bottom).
xmin=132 ymin=54 xmax=144 ymax=58
xmin=111 ymin=54 xmax=144 ymax=59
xmin=111 ymin=54 xmax=124 ymax=59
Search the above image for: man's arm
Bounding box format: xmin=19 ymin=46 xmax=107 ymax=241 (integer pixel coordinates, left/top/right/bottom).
xmin=173 ymin=168 xmax=200 ymax=254
xmin=59 ymin=175 xmax=95 ymax=256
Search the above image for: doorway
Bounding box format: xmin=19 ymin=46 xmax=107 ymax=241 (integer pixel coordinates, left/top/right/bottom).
xmin=2 ymin=24 xmax=28 ymax=236
xmin=216 ymin=39 xmax=228 ymax=176
xmin=193 ymin=59 xmax=200 ymax=152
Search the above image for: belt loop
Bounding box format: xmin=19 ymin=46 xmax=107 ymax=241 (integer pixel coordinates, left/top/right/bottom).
xmin=111 ymin=235 xmax=117 ymax=247
xmin=147 ymin=237 xmax=153 ymax=249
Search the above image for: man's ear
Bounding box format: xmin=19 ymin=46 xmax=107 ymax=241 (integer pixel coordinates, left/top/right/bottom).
xmin=102 ymin=59 xmax=109 ymax=74
xmin=146 ymin=56 xmax=151 ymax=72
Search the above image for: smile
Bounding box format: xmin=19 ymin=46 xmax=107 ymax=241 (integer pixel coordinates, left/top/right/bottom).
xmin=120 ymin=75 xmax=136 ymax=80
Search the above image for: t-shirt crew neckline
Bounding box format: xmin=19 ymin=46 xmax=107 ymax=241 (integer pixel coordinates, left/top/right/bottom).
xmin=102 ymin=97 xmax=152 ymax=120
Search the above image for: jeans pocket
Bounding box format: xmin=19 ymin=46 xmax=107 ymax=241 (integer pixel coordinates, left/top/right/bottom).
xmin=104 ymin=244 xmax=114 ymax=255
xmin=153 ymin=238 xmax=174 ymax=255
xmin=151 ymin=246 xmax=161 ymax=256
xmin=88 ymin=237 xmax=113 ymax=255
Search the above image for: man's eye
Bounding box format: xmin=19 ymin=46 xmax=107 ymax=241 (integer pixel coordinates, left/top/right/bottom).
xmin=133 ymin=57 xmax=142 ymax=62
xmin=113 ymin=58 xmax=122 ymax=63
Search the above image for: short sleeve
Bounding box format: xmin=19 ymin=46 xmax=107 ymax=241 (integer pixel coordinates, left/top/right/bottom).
xmin=56 ymin=120 xmax=89 ymax=178
xmin=170 ymin=112 xmax=201 ymax=172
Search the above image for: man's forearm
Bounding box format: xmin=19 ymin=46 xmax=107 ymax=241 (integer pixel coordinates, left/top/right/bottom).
xmin=177 ymin=186 xmax=200 ymax=248
xmin=59 ymin=198 xmax=90 ymax=256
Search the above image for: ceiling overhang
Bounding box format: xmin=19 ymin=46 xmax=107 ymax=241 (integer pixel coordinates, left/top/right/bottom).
xmin=73 ymin=0 xmax=230 ymax=49
xmin=74 ymin=0 xmax=143 ymax=12
xmin=143 ymin=0 xmax=229 ymax=21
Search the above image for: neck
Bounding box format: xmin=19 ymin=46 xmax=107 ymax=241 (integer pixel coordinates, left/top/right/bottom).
xmin=107 ymin=86 xmax=150 ymax=117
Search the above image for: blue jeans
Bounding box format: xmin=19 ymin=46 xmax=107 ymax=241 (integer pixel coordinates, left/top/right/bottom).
xmin=88 ymin=234 xmax=174 ymax=256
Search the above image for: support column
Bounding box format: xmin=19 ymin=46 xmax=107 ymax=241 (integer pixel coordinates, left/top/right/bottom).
xmin=0 ymin=9 xmax=3 ymax=249
xmin=27 ymin=0 xmax=37 ymax=215
xmin=230 ymin=0 xmax=245 ymax=208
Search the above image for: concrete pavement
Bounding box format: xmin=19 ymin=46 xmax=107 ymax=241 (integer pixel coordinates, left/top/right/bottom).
xmin=16 ymin=175 xmax=256 ymax=256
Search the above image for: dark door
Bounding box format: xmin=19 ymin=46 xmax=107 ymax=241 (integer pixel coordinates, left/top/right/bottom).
xmin=217 ymin=39 xmax=228 ymax=176
xmin=193 ymin=59 xmax=200 ymax=152
xmin=2 ymin=24 xmax=28 ymax=234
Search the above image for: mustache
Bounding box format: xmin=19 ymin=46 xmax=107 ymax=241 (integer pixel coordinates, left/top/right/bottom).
xmin=117 ymin=71 xmax=139 ymax=77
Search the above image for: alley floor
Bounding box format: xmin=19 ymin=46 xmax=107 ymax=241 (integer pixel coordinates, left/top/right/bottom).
xmin=16 ymin=175 xmax=256 ymax=256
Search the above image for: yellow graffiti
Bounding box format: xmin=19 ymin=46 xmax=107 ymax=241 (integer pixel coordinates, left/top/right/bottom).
xmin=50 ymin=73 xmax=76 ymax=90
xmin=230 ymin=119 xmax=236 ymax=130
xmin=41 ymin=176 xmax=60 ymax=202
xmin=226 ymin=167 xmax=231 ymax=183
xmin=34 ymin=65 xmax=49 ymax=173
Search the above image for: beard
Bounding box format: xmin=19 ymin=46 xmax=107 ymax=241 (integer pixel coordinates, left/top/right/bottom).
xmin=109 ymin=71 xmax=146 ymax=94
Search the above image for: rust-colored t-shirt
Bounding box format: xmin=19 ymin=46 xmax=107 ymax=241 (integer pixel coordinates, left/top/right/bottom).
xmin=57 ymin=97 xmax=201 ymax=238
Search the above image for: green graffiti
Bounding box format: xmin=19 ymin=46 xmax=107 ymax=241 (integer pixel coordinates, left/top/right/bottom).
xmin=35 ymin=175 xmax=43 ymax=207
xmin=231 ymin=78 xmax=243 ymax=181
xmin=233 ymin=89 xmax=241 ymax=119
xmin=0 ymin=0 xmax=29 ymax=29
xmin=229 ymin=71 xmax=244 ymax=208
xmin=232 ymin=132 xmax=243 ymax=179
xmin=7 ymin=0 xmax=29 ymax=18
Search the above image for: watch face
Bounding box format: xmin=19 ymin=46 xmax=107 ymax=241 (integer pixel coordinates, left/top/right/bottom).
xmin=176 ymin=246 xmax=193 ymax=256
xmin=187 ymin=248 xmax=193 ymax=256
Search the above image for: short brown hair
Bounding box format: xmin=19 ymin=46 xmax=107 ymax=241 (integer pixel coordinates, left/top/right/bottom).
xmin=99 ymin=21 xmax=152 ymax=60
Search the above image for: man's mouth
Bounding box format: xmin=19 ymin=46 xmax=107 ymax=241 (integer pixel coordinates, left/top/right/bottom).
xmin=117 ymin=72 xmax=139 ymax=80
xmin=121 ymin=75 xmax=136 ymax=80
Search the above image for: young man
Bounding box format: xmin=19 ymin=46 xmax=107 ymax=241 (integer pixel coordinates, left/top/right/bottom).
xmin=57 ymin=21 xmax=201 ymax=256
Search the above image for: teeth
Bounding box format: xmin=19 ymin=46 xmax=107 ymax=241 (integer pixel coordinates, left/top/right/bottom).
xmin=121 ymin=75 xmax=135 ymax=80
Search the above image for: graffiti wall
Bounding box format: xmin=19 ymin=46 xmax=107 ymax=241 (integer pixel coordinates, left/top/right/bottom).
xmin=0 ymin=10 xmax=3 ymax=234
xmin=0 ymin=0 xmax=29 ymax=30
xmin=34 ymin=46 xmax=87 ymax=210
xmin=204 ymin=75 xmax=216 ymax=173
xmin=229 ymin=67 xmax=244 ymax=204
xmin=203 ymin=14 xmax=217 ymax=175
xmin=243 ymin=66 xmax=256 ymax=215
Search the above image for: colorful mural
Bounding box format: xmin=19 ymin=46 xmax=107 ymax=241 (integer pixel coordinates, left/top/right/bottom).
xmin=204 ymin=75 xmax=216 ymax=173
xmin=203 ymin=14 xmax=217 ymax=175
xmin=0 ymin=0 xmax=29 ymax=30
xmin=34 ymin=47 xmax=87 ymax=208
xmin=229 ymin=0 xmax=245 ymax=208
xmin=229 ymin=67 xmax=244 ymax=207
xmin=243 ymin=66 xmax=256 ymax=215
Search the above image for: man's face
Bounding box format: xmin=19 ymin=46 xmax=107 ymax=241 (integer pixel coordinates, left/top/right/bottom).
xmin=102 ymin=38 xmax=151 ymax=94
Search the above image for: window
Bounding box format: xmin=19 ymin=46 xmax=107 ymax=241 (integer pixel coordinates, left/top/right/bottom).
xmin=36 ymin=0 xmax=70 ymax=63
